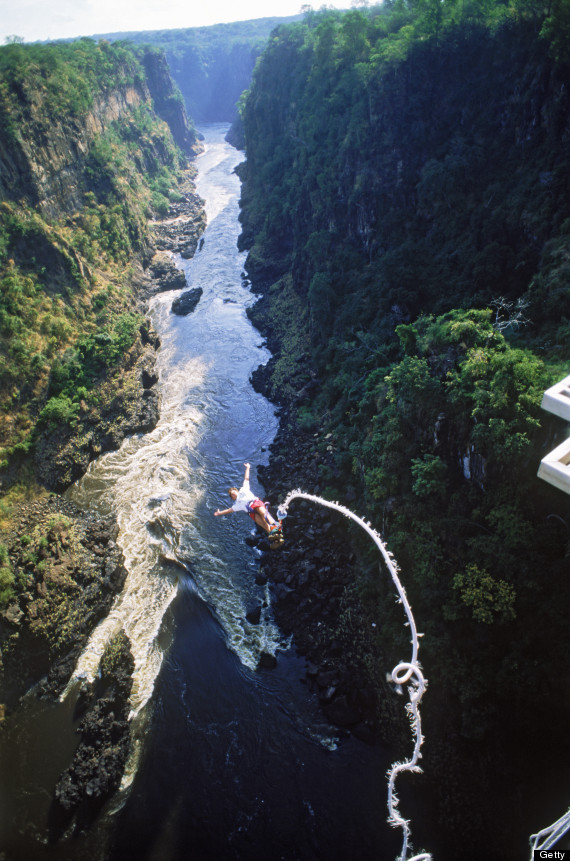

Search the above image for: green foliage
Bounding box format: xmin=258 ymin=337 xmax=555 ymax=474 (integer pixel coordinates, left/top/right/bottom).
xmin=0 ymin=542 xmax=15 ymax=608
xmin=452 ymin=563 xmax=516 ymax=624
xmin=447 ymin=342 xmax=547 ymax=471
xmin=151 ymin=192 xmax=170 ymax=217
xmin=37 ymin=396 xmax=80 ymax=429
xmin=411 ymin=454 xmax=447 ymax=498
xmin=241 ymin=8 xmax=570 ymax=350
xmin=78 ymin=105 xmax=184 ymax=237
xmin=539 ymin=0 xmax=570 ymax=64
xmin=47 ymin=312 xmax=143 ymax=400
xmin=0 ymin=39 xmax=144 ymax=122
xmin=297 ymin=405 xmax=319 ymax=431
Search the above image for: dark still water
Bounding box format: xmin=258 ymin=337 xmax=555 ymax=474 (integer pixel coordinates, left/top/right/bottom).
xmin=2 ymin=125 xmax=400 ymax=861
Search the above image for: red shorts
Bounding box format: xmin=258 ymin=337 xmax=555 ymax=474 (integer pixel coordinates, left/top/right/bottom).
xmin=247 ymin=498 xmax=264 ymax=519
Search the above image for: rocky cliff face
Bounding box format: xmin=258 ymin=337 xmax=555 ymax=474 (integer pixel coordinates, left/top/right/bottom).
xmin=0 ymin=83 xmax=142 ymax=218
xmin=0 ymin=40 xmax=207 ymax=490
xmin=141 ymin=47 xmax=200 ymax=155
xmin=0 ymin=47 xmax=195 ymax=220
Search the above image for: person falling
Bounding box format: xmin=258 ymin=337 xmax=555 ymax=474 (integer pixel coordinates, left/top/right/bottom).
xmin=214 ymin=462 xmax=283 ymax=542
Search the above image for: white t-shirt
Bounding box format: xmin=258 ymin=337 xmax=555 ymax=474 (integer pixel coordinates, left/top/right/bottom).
xmin=232 ymin=479 xmax=256 ymax=513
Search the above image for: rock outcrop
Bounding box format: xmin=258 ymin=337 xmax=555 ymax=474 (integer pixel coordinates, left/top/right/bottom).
xmin=150 ymin=171 xmax=207 ymax=259
xmin=148 ymin=254 xmax=188 ymax=292
xmin=50 ymin=631 xmax=134 ymax=838
xmin=0 ymin=496 xmax=128 ymax=709
xmin=171 ymin=287 xmax=203 ymax=315
xmin=33 ymin=326 xmax=161 ymax=493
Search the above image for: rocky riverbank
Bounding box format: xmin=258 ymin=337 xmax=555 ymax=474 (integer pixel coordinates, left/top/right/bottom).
xmin=32 ymin=169 xmax=206 ymax=495
xmin=248 ymin=353 xmax=407 ymax=751
xmin=33 ymin=318 xmax=162 ymax=493
xmin=0 ymin=494 xmax=137 ymax=838
xmin=0 ymin=172 xmax=207 ymax=843
xmin=149 ymin=170 xmax=206 ymax=260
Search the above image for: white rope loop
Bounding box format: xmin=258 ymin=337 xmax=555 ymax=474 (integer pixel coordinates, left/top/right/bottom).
xmin=279 ymin=490 xmax=432 ymax=861
xmin=530 ymin=807 xmax=570 ymax=856
xmin=392 ymin=661 xmax=422 ymax=687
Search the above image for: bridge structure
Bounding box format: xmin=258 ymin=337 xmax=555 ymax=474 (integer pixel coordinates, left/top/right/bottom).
xmin=537 ymin=373 xmax=570 ymax=494
xmin=531 ymin=373 xmax=570 ymax=855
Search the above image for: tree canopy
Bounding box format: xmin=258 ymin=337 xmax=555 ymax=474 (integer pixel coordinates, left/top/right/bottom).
xmin=238 ymin=6 xmax=570 ymax=854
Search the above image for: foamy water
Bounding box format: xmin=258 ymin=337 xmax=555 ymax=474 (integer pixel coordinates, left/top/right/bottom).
xmin=62 ymin=125 xmax=281 ymax=721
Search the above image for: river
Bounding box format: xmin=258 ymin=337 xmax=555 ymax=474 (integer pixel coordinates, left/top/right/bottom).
xmin=1 ymin=125 xmax=399 ymax=861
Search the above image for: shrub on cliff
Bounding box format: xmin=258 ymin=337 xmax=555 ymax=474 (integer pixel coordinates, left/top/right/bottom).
xmin=37 ymin=396 xmax=80 ymax=431
xmin=0 ymin=543 xmax=15 ymax=608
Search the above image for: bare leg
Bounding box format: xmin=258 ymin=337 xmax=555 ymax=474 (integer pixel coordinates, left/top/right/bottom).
xmin=253 ymin=506 xmax=277 ymax=533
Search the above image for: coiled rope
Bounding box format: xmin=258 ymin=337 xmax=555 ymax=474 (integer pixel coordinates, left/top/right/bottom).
xmin=278 ymin=490 xmax=432 ymax=861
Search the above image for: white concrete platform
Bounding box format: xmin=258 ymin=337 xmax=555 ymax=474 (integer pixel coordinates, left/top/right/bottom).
xmin=538 ymin=435 xmax=570 ymax=494
xmin=538 ymin=373 xmax=570 ymax=494
xmin=541 ymin=374 xmax=570 ymax=421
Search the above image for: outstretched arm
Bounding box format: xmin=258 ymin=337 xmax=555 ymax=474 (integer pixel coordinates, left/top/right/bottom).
xmin=214 ymin=507 xmax=233 ymax=517
xmin=243 ymin=462 xmax=251 ymax=482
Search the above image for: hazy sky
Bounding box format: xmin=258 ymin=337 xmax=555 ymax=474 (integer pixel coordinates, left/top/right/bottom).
xmin=0 ymin=0 xmax=352 ymax=44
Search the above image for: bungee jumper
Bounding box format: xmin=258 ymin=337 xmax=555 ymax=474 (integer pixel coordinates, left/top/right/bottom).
xmin=214 ymin=462 xmax=285 ymax=547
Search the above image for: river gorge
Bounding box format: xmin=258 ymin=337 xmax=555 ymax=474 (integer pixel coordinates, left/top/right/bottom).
xmin=1 ymin=125 xmax=399 ymax=861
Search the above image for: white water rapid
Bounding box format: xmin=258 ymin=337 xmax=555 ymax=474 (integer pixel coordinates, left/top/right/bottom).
xmin=62 ymin=125 xmax=283 ymax=723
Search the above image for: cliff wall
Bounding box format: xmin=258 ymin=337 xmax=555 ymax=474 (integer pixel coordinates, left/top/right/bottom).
xmin=140 ymin=47 xmax=199 ymax=154
xmin=101 ymin=17 xmax=300 ymax=123
xmin=0 ymin=44 xmax=196 ymax=220
xmin=0 ymin=39 xmax=205 ymax=491
xmin=1 ymin=83 xmax=140 ymax=218
xmin=238 ymin=10 xmax=570 ymax=860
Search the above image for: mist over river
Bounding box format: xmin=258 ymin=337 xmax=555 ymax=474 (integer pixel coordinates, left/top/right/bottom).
xmin=1 ymin=125 xmax=398 ymax=861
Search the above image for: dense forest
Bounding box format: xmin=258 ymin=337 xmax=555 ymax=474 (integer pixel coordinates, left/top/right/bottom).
xmin=237 ymin=2 xmax=570 ymax=856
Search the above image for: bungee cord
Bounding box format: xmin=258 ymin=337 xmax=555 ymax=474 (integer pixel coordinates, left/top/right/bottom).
xmin=277 ymin=490 xmax=432 ymax=861
xmin=529 ymin=807 xmax=570 ymax=856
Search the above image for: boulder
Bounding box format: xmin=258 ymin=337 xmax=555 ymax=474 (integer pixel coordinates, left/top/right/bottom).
xmin=171 ymin=287 xmax=203 ymax=316
xmin=141 ymin=367 xmax=158 ymax=389
xmin=258 ymin=651 xmax=277 ymax=670
xmin=2 ymin=604 xmax=23 ymax=626
xmin=148 ymin=256 xmax=187 ymax=292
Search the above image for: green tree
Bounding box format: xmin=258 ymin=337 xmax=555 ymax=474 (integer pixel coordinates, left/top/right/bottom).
xmin=540 ymin=0 xmax=570 ymax=63
xmin=453 ymin=563 xmax=516 ymax=624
